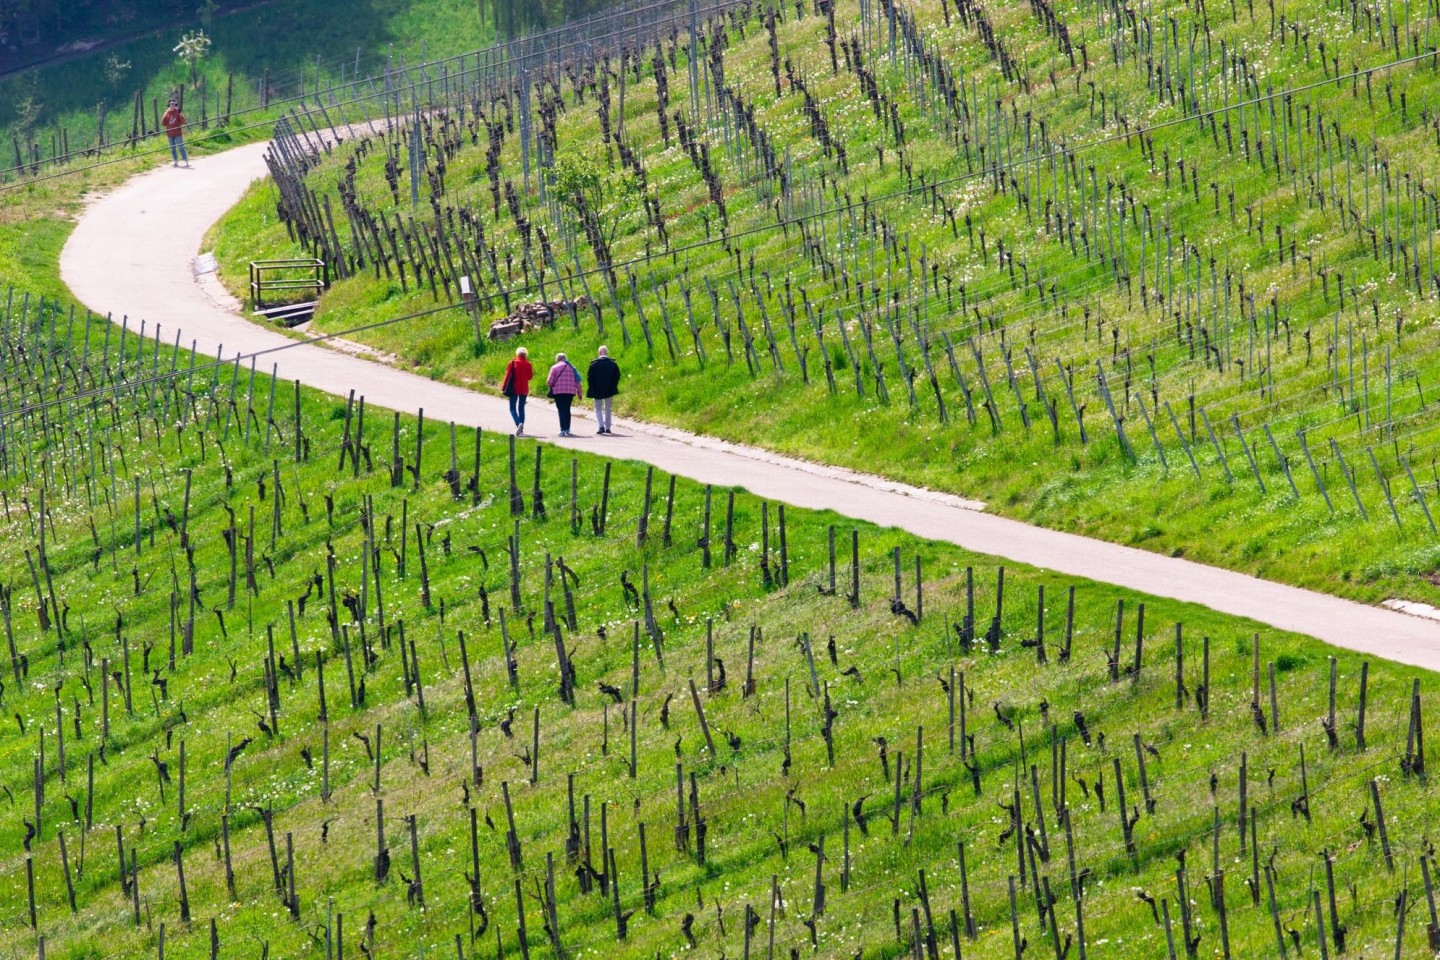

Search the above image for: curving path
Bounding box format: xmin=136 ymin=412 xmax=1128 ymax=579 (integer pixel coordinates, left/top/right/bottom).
xmin=60 ymin=141 xmax=1440 ymax=669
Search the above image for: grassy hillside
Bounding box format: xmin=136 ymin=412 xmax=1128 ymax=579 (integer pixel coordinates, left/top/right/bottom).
xmin=0 ymin=281 xmax=1436 ymax=960
xmin=211 ymin=0 xmax=1440 ymax=605
xmin=0 ymin=0 xmax=491 ymax=168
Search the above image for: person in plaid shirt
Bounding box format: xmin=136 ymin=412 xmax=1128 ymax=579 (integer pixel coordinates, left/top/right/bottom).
xmin=546 ymin=352 xmax=584 ymax=437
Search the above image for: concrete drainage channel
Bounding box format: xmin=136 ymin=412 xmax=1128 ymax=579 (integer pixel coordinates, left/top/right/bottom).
xmin=1382 ymin=599 xmax=1440 ymax=623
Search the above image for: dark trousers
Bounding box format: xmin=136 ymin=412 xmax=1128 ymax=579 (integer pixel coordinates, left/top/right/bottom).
xmin=555 ymin=394 xmax=573 ymax=432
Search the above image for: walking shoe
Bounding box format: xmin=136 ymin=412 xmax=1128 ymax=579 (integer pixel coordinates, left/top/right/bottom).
xmin=516 ymin=424 xmax=524 ymax=436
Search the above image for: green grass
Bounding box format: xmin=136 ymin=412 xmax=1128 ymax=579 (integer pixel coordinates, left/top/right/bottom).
xmin=0 ymin=0 xmax=493 ymax=162
xmin=0 ymin=0 xmax=490 ymax=300
xmin=208 ymin=0 xmax=1440 ymax=607
xmin=0 ymin=277 xmax=1436 ymax=959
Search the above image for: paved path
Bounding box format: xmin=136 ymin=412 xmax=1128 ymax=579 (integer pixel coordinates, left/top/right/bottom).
xmin=59 ymin=141 xmax=1440 ymax=670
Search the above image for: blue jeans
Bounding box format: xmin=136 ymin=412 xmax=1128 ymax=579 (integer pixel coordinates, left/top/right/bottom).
xmin=508 ymin=394 xmax=526 ymax=426
xmin=169 ymin=135 xmax=188 ymax=163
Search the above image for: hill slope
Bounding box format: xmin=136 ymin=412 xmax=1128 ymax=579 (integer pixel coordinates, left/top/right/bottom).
xmin=0 ymin=271 xmax=1433 ymax=959
xmin=214 ymin=0 xmax=1440 ymax=604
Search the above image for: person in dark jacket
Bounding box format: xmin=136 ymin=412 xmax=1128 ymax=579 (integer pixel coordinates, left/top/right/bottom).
xmin=586 ymin=345 xmax=620 ymax=435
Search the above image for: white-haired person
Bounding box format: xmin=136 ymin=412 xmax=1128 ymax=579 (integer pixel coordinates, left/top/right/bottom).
xmin=500 ymin=346 xmax=533 ymax=435
xmin=586 ymin=345 xmax=620 ymax=435
xmin=546 ymin=351 xmax=583 ymax=437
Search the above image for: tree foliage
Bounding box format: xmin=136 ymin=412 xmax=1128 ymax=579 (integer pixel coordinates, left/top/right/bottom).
xmin=172 ymin=29 xmax=211 ymax=85
xmin=485 ymin=0 xmax=611 ymax=40
xmin=546 ymin=150 xmax=640 ymax=284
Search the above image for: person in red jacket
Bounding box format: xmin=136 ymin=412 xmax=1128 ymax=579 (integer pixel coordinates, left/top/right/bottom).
xmin=161 ymin=99 xmax=189 ymax=167
xmin=501 ymin=346 xmax=533 ymax=435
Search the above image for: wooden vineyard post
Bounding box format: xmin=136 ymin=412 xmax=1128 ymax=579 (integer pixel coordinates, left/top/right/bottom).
xmin=58 ymin=831 xmax=75 ymax=913
xmin=373 ymin=797 xmax=389 ymax=882
xmin=1238 ymin=753 xmax=1248 ymax=848
xmin=767 ymin=875 xmax=779 ymax=960
xmin=778 ymin=504 xmax=788 ymax=585
xmin=1200 ymin=636 xmax=1211 ymax=721
xmin=1421 ymin=856 xmax=1439 ymax=949
xmin=1109 ymin=600 xmax=1124 ymax=681
xmin=1216 ymin=870 xmax=1232 ymax=959
xmin=598 ymin=463 xmax=611 ymax=536
xmin=1032 ymin=585 xmax=1046 ymax=664
xmin=637 ymin=466 xmax=652 ymax=548
xmin=1133 ymin=733 xmax=1155 ymax=815
xmin=531 ymin=447 xmax=546 ymax=521
xmin=222 ymin=814 xmax=235 ymax=898
xmin=1357 ymin=661 xmax=1369 ymax=749
xmin=1313 ymin=889 xmax=1329 ymax=960
xmin=1371 ymin=778 xmax=1393 ymax=871
xmin=1406 ymin=679 xmax=1425 ymax=777
xmin=173 ymin=841 xmax=191 ymax=923
xmin=848 ymin=529 xmax=860 ymax=608
xmin=1264 ymin=854 xmax=1288 ymax=959
xmin=412 ymin=409 xmax=424 ymax=492
xmin=609 ymin=847 xmax=626 ymax=939
xmin=1174 ymin=624 xmax=1185 ymax=709
xmin=1174 ymin=864 xmax=1194 ymax=959
xmin=891 ymin=749 xmax=903 ymax=836
xmin=700 ymin=486 xmax=712 ymax=568
xmin=640 ymin=821 xmax=654 ymax=914
xmin=509 ymin=524 xmax=522 ymax=613
xmin=744 ymin=625 xmax=756 ymax=697
xmin=130 ymin=849 xmax=140 ymax=927
xmin=1061 ymin=585 xmax=1075 ymax=662
xmin=509 ymin=435 xmax=523 ymax=516
xmin=1324 ymin=657 xmax=1338 ymax=749
xmin=1131 ymin=603 xmax=1145 ymax=680
xmin=25 ymin=855 xmax=36 ymax=928
xmin=1113 ymin=756 xmax=1136 ymax=859
xmin=407 ymin=815 xmax=424 ymax=909
xmin=891 ymin=548 xmax=902 ymax=613
xmin=1007 ymin=875 xmax=1023 ymax=960
xmin=530 ymin=708 xmax=540 ymax=784
xmin=947 ymin=664 xmax=956 ymax=753
xmin=1393 ymin=892 xmax=1405 ymax=955
xmin=1324 ymin=852 xmax=1344 ymax=954
xmin=724 ymin=491 xmax=736 ymax=564
xmin=503 ymin=781 xmax=523 ymax=871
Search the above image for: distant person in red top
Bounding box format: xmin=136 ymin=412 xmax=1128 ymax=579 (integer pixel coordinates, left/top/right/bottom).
xmin=501 ymin=346 xmax=533 ymax=435
xmin=161 ymin=99 xmax=189 ymax=167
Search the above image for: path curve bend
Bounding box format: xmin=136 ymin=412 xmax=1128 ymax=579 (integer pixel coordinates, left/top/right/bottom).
xmin=58 ymin=142 xmax=1440 ymax=669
